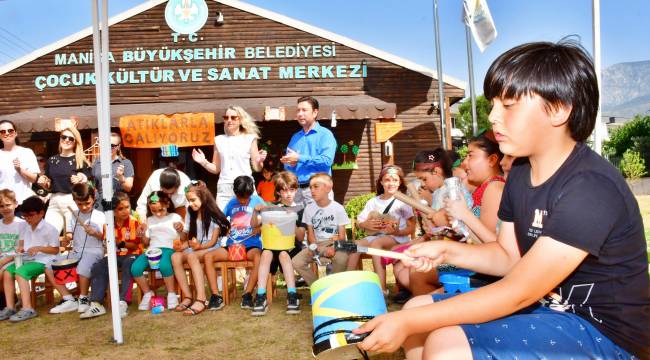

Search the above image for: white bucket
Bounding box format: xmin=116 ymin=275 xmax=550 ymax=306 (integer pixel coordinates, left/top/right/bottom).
xmin=260 ymin=211 xmax=297 ymax=250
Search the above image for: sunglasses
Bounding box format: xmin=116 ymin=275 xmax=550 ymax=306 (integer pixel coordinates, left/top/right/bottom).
xmin=37 ymin=158 xmax=46 ymax=163
xmin=223 ymin=115 xmax=239 ymax=120
xmin=60 ymin=134 xmax=75 ymax=142
xmin=0 ymin=129 xmax=16 ymax=135
xmin=111 ymin=143 xmax=119 ymax=148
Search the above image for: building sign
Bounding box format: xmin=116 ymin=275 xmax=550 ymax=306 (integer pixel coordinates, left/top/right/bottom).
xmin=375 ymin=122 xmax=403 ymax=143
xmin=119 ymin=112 xmax=214 ymax=148
xmin=165 ymin=0 xmax=209 ymax=35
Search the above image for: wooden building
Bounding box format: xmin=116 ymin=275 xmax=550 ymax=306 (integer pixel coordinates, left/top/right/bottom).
xmin=0 ymin=0 xmax=465 ymax=203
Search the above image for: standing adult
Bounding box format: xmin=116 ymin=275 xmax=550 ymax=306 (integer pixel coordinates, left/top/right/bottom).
xmin=37 ymin=127 xmax=91 ymax=233
xmin=280 ymin=96 xmax=337 ymax=206
xmin=192 ymin=106 xmax=266 ymax=210
xmin=0 ymin=120 xmax=39 ymax=204
xmin=135 ymin=167 xmax=191 ymax=221
xmin=91 ymin=132 xmax=134 ymax=210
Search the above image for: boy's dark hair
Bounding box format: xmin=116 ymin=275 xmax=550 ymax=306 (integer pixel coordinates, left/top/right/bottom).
xmin=483 ymin=39 xmax=598 ymax=142
xmin=185 ymin=180 xmax=230 ymax=240
xmin=233 ymin=175 xmax=255 ymax=198
xmin=413 ymin=148 xmax=453 ymax=178
xmin=19 ymin=196 xmax=45 ymax=213
xmin=146 ymin=191 xmax=174 ymax=217
xmin=114 ymin=191 xmax=130 ymax=204
xmin=469 ymin=130 xmax=504 ymax=165
xmin=297 ymin=96 xmax=319 ymax=110
xmin=71 ymin=183 xmax=95 ymax=201
xmin=159 ymin=167 xmax=181 ymax=190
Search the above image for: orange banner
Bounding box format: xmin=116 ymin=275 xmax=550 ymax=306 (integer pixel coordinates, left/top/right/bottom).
xmin=119 ymin=113 xmax=215 ymax=148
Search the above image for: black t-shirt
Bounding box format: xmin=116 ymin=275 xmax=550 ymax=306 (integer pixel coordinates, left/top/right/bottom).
xmin=499 ymin=143 xmax=649 ymax=358
xmin=45 ymin=154 xmax=92 ymax=194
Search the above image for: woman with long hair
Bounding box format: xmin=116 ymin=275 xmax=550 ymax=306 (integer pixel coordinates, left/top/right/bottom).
xmin=0 ymin=120 xmax=40 ymax=204
xmin=37 ymin=127 xmax=91 ymax=233
xmin=192 ymin=106 xmax=267 ymax=209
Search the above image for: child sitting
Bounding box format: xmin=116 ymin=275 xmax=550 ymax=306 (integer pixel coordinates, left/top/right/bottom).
xmin=0 ymin=196 xmax=59 ymax=322
xmin=131 ymin=191 xmax=181 ymax=311
xmin=292 ymin=173 xmax=350 ymax=286
xmin=0 ymin=190 xmax=23 ymax=277
xmin=48 ymin=183 xmax=105 ymax=314
xmin=171 ymin=181 xmax=229 ymax=316
xmin=346 ymin=165 xmax=415 ymax=293
xmin=251 ymin=171 xmax=305 ymax=316
xmin=80 ymin=192 xmax=142 ymax=319
xmin=203 ymin=175 xmax=264 ymax=310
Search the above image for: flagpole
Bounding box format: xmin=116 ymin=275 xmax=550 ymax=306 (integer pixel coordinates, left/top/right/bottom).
xmin=465 ymin=24 xmax=478 ymax=136
xmin=92 ymin=0 xmax=123 ymax=344
xmin=433 ymin=0 xmax=448 ymax=149
xmin=592 ymin=0 xmax=603 ymax=155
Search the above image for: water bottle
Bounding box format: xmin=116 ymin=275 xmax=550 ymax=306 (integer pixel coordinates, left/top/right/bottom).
xmin=14 ymin=251 xmax=23 ymax=268
xmin=151 ymin=304 xmax=164 ymax=315
xmin=443 ymin=177 xmax=470 ymax=239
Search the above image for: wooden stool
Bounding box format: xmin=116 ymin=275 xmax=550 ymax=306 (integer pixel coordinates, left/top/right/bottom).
xmin=218 ymin=261 xmax=254 ymax=305
xmin=265 ymin=274 xmax=276 ymax=305
xmin=30 ymin=274 xmax=54 ymax=307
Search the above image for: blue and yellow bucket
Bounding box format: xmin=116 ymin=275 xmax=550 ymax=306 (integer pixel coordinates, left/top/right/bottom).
xmin=310 ymin=271 xmax=387 ymax=359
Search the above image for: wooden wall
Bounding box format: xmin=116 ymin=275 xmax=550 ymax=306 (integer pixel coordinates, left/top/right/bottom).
xmin=0 ymin=1 xmax=464 ymax=203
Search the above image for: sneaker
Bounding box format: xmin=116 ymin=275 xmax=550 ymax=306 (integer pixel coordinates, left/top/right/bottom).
xmin=167 ymin=293 xmax=178 ymax=310
xmin=286 ymin=292 xmax=301 ymax=315
xmin=0 ymin=307 xmax=16 ymax=321
xmin=295 ymin=277 xmax=307 ymax=288
xmin=9 ymin=308 xmax=37 ymax=322
xmin=207 ymin=294 xmax=224 ymax=311
xmin=50 ymin=298 xmax=78 ymax=314
xmin=79 ymin=302 xmax=106 ymax=319
xmin=119 ymin=301 xmax=128 ymax=318
xmin=240 ymin=292 xmax=253 ymax=309
xmin=78 ymin=297 xmax=90 ymax=313
xmin=392 ymin=288 xmax=412 ymax=305
xmin=251 ymin=294 xmax=268 ymax=316
xmin=138 ymin=291 xmax=153 ymax=311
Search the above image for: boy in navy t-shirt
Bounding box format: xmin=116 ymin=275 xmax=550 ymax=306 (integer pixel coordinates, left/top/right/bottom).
xmin=354 ymin=41 xmax=649 ymax=359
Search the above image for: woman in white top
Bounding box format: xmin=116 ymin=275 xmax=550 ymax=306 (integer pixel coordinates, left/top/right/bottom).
xmin=192 ymin=106 xmax=267 ymax=210
xmin=0 ymin=120 xmax=39 ymax=204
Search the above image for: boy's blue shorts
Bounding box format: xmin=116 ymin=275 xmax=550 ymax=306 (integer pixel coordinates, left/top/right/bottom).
xmin=432 ymin=294 xmax=637 ymax=360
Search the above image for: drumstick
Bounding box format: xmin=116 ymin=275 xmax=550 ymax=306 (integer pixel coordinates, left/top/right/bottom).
xmin=67 ymin=206 xmax=83 ymax=224
xmin=405 ymin=182 xmax=436 ymax=231
xmin=357 ymin=245 xmax=413 ymax=261
xmin=393 ymin=192 xmax=435 ymax=216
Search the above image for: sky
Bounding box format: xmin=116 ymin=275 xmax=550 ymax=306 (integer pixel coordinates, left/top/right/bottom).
xmin=0 ymin=0 xmax=649 ymax=97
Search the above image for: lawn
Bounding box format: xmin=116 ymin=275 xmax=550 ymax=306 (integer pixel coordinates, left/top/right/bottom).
xmin=0 ymin=260 xmax=403 ymax=360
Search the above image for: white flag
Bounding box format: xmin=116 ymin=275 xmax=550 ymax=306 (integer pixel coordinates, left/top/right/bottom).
xmin=463 ymin=0 xmax=498 ymax=52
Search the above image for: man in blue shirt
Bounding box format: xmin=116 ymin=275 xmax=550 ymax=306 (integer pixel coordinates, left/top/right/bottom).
xmin=280 ymin=96 xmax=336 ymax=206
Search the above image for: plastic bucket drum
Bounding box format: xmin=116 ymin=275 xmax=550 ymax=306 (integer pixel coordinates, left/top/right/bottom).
xmin=146 ymin=248 xmax=163 ymax=270
xmin=261 ymin=211 xmax=297 ymax=250
xmin=51 ymin=258 xmax=80 ymax=285
xmin=310 ymin=271 xmax=387 ymax=359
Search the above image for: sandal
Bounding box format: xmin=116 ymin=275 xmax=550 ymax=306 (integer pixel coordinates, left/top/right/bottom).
xmin=184 ymin=300 xmax=206 ymax=316
xmin=174 ymin=297 xmax=193 ymax=312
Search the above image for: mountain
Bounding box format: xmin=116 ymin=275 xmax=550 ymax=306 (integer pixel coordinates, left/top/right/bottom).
xmin=602 ymin=60 xmax=650 ymax=121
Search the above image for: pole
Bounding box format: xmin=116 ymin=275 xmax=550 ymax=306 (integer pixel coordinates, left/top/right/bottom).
xmin=592 ymin=0 xmax=602 ymax=155
xmin=433 ymin=0 xmax=448 ymax=149
xmin=91 ymin=0 xmax=123 ymax=344
xmin=465 ymin=24 xmax=478 ymax=136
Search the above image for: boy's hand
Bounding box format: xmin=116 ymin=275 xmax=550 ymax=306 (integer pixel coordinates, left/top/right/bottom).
xmin=16 ymin=245 xmax=24 ymax=253
xmin=61 ymin=234 xmax=72 ymax=248
xmin=172 ymin=239 xmax=183 ymax=252
xmin=173 ymin=221 xmax=184 ymax=233
xmin=27 ymin=247 xmax=40 ymax=256
xmin=136 ymin=223 xmax=147 ymax=237
xmin=365 ymin=219 xmax=384 ymax=231
xmin=403 ymin=242 xmax=447 ymax=272
xmin=353 ymin=312 xmax=409 ymax=353
xmin=444 ymin=198 xmax=469 ymax=222
xmin=323 ymin=246 xmax=336 ymax=258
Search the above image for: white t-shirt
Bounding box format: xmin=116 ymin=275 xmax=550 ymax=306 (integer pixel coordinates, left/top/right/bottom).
xmin=302 ymin=201 xmax=350 ymax=242
xmin=214 ymin=133 xmax=256 ymax=184
xmin=0 ymin=146 xmax=39 ymax=203
xmin=357 ymin=196 xmax=415 ymax=244
xmin=146 ymin=213 xmax=183 ymax=249
xmin=184 ymin=214 xmax=218 ymax=245
xmin=67 ymin=209 xmax=105 ymax=253
xmin=136 ymin=168 xmax=191 ymax=220
xmin=0 ymin=217 xmax=26 ymax=255
xmin=23 ymin=220 xmax=60 ymax=264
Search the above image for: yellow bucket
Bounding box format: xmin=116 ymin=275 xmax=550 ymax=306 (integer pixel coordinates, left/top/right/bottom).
xmin=261 ymin=211 xmax=297 ymax=250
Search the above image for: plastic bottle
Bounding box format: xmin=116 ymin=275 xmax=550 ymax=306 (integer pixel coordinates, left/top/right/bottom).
xmin=443 ymin=177 xmax=470 ymax=240
xmin=151 ymin=305 xmax=164 ymax=315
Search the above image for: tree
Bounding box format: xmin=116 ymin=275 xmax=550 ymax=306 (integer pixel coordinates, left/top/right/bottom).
xmin=456 ymin=95 xmax=492 ymax=139
xmin=603 ymin=115 xmax=650 ymax=160
xmin=340 ymin=144 xmax=349 ymax=163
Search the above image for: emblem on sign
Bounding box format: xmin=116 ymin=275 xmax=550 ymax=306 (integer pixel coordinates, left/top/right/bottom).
xmin=165 ymin=0 xmax=209 ymax=35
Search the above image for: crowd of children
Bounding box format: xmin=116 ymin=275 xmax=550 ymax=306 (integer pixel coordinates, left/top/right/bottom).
xmin=0 ymin=40 xmax=647 ymax=359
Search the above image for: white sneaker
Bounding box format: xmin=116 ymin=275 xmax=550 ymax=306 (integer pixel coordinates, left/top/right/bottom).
xmin=119 ymin=301 xmax=128 ymax=318
xmin=167 ymin=293 xmax=178 ymax=310
xmin=79 ymin=302 xmax=106 ymax=319
xmin=50 ymin=298 xmax=78 ymax=314
xmin=138 ymin=291 xmax=153 ymax=311
xmin=78 ymin=297 xmax=90 ymax=313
